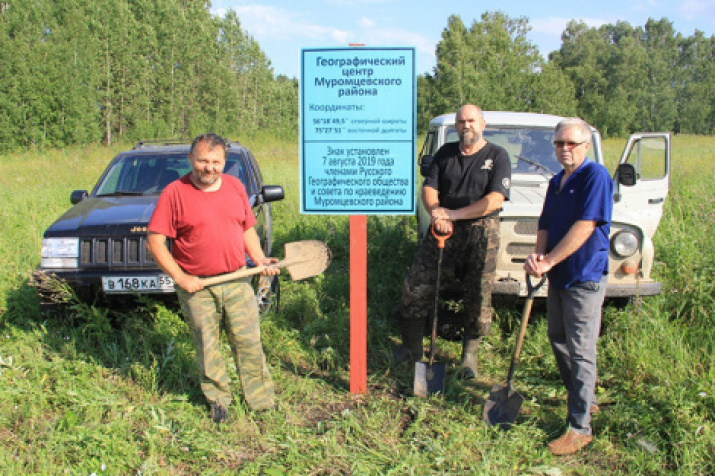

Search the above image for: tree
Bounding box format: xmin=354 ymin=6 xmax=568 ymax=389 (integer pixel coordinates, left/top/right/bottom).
xmin=419 ymin=12 xmax=575 ymax=129
xmin=676 ymin=31 xmax=715 ymax=134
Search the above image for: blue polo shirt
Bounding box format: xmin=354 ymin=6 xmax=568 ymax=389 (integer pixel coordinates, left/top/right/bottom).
xmin=538 ymin=160 xmax=613 ymax=290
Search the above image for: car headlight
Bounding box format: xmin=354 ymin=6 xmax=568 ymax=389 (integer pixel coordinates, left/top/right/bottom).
xmin=611 ymin=230 xmax=639 ymax=258
xmin=41 ymin=238 xmax=79 ymax=268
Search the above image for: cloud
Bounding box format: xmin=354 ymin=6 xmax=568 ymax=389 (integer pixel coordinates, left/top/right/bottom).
xmin=358 ymin=17 xmax=375 ymax=29
xmin=678 ymin=0 xmax=715 ymax=22
xmin=215 ymin=5 xmax=349 ymax=44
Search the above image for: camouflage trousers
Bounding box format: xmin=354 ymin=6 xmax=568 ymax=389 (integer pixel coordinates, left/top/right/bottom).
xmin=177 ymin=280 xmax=275 ymax=411
xmin=394 ymin=216 xmax=500 ymax=338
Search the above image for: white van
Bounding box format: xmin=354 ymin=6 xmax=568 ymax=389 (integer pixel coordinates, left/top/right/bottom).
xmin=417 ymin=111 xmax=671 ymax=300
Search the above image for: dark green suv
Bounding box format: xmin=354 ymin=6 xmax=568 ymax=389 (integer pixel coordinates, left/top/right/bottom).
xmin=36 ymin=139 xmax=284 ymax=313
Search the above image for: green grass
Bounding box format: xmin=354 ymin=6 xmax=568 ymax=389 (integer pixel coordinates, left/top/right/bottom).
xmin=0 ymin=134 xmax=713 ymax=474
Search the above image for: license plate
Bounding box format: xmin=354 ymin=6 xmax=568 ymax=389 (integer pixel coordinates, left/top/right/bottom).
xmin=102 ymin=275 xmax=174 ymax=293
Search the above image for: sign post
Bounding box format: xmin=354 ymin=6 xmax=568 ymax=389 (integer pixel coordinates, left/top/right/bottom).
xmin=300 ymin=47 xmax=416 ymax=393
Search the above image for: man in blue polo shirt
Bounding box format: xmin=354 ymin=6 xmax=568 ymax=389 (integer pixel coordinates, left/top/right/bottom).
xmin=524 ymin=118 xmax=613 ymax=456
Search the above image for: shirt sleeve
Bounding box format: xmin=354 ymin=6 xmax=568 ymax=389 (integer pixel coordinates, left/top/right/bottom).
xmin=579 ymin=164 xmax=613 ymax=224
xmin=228 ymin=176 xmax=257 ymax=230
xmin=147 ymin=185 xmax=177 ymax=239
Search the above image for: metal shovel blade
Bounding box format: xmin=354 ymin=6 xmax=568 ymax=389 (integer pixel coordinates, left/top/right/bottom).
xmin=413 ymin=226 xmax=452 ymax=397
xmin=483 ymin=383 xmax=524 ymax=430
xmin=282 ymin=240 xmax=332 ymax=281
xmin=414 ymin=361 xmax=446 ymax=397
xmin=483 ymin=274 xmax=546 ymax=429
xmin=200 ymin=240 xmax=331 ymax=286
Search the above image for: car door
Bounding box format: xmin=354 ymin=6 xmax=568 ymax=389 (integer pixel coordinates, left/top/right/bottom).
xmin=613 ymin=133 xmax=671 ymax=238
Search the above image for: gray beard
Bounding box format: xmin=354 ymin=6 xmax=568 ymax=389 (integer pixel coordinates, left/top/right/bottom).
xmin=460 ymin=130 xmax=481 ymax=147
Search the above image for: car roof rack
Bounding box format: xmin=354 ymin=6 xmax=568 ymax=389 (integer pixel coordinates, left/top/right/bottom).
xmin=133 ymin=139 xmax=190 ymax=149
xmin=133 ymin=138 xmax=242 ymax=149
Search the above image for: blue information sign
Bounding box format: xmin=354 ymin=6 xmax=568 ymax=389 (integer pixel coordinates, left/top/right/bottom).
xmin=300 ymin=47 xmax=416 ymax=215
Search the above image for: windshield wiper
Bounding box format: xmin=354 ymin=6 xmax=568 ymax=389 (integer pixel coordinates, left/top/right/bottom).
xmin=98 ymin=190 xmax=145 ymax=197
xmin=515 ymin=155 xmax=555 ymax=178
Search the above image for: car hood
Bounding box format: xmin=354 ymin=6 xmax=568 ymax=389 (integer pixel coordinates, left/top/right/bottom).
xmin=501 ymin=177 xmax=647 ymax=234
xmin=43 ymin=196 xmax=157 ymax=236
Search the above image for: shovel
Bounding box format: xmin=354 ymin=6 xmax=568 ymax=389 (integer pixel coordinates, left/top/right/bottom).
xmin=414 ymin=226 xmax=452 ymax=397
xmin=483 ymin=273 xmax=546 ymax=429
xmin=200 ymin=240 xmax=331 ymax=286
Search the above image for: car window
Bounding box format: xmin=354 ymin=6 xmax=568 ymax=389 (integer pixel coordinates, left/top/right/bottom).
xmin=224 ymin=152 xmax=253 ymax=194
xmin=94 ymin=152 xmax=253 ymax=196
xmin=95 ymin=155 xmax=190 ymax=196
xmin=419 ymin=131 xmax=436 ymax=159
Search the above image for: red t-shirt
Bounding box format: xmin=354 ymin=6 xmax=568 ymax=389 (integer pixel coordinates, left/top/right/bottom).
xmin=148 ymin=174 xmax=257 ymax=276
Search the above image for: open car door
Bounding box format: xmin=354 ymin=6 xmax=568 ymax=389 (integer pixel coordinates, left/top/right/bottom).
xmin=613 ymin=133 xmax=671 ymax=237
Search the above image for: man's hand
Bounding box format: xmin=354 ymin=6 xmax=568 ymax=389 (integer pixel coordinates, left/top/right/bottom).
xmin=430 ymin=207 xmax=454 ymax=234
xmin=175 ymin=273 xmax=204 ymax=293
xmin=431 ymin=206 xmax=453 ymax=222
xmin=524 ymin=253 xmax=553 ymax=277
xmin=260 ymin=257 xmax=281 ymax=276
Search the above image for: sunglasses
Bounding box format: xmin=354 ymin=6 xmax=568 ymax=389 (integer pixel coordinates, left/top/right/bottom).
xmin=553 ymin=140 xmax=587 ymax=148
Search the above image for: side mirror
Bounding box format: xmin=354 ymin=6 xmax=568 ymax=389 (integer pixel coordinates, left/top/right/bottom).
xmin=70 ymin=190 xmax=88 ymax=204
xmin=260 ymin=185 xmax=285 ymax=204
xmin=420 ymin=155 xmax=434 ymax=177
xmin=616 ymin=163 xmax=637 ymax=186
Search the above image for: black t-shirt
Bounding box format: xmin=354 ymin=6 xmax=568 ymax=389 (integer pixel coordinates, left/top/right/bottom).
xmin=424 ymin=141 xmax=511 ymax=211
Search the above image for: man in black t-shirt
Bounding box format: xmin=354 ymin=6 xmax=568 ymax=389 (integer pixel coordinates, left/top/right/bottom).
xmin=392 ymin=104 xmax=511 ymax=380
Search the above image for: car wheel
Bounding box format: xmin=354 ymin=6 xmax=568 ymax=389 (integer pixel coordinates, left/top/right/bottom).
xmin=253 ymin=273 xmax=280 ymax=317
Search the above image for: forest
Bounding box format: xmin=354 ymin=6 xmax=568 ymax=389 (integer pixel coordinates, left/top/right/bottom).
xmin=1 ymin=1 xmax=713 ymax=149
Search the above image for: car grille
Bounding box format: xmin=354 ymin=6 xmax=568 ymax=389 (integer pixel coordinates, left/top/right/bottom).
xmin=79 ymin=236 xmax=159 ymax=268
xmin=500 ymin=219 xmax=538 ymax=265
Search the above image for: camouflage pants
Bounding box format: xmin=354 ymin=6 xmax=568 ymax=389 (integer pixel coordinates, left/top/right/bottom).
xmin=394 ymin=216 xmax=500 ymax=338
xmin=177 ymin=280 xmax=275 ymax=411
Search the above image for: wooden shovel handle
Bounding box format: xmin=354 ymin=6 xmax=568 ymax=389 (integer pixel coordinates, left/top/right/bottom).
xmin=505 ymin=274 xmax=547 ymax=389
xmin=199 ymin=259 xmax=302 ymax=286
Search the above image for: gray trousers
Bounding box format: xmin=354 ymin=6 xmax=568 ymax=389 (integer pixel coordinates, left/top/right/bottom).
xmin=547 ymin=275 xmax=607 ymax=435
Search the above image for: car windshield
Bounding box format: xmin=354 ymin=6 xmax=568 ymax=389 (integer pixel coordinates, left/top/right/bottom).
xmin=443 ymin=125 xmax=595 ymax=177
xmin=94 ymin=153 xmax=250 ymax=196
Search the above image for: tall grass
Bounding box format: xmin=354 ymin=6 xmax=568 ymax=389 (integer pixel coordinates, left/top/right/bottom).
xmin=0 ymin=134 xmax=712 ymax=474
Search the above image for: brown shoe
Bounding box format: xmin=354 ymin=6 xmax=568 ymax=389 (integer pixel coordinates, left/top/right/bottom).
xmin=548 ymin=429 xmax=593 ymax=455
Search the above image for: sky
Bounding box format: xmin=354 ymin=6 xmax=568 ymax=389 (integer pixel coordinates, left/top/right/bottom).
xmin=210 ymin=0 xmax=715 ymax=79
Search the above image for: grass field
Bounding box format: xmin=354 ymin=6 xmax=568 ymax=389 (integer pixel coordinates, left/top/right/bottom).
xmin=0 ymin=134 xmax=713 ymax=474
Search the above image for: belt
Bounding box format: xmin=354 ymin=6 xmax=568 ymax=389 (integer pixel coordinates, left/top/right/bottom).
xmin=454 ymin=212 xmax=500 ymax=226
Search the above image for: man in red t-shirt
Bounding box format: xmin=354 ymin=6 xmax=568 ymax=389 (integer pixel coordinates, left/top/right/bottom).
xmin=147 ymin=133 xmax=279 ymax=423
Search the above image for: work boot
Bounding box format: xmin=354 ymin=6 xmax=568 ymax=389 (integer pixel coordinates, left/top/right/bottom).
xmin=457 ymin=337 xmax=481 ymax=380
xmin=391 ymin=318 xmax=425 ymax=365
xmin=548 ymin=429 xmax=593 ymax=455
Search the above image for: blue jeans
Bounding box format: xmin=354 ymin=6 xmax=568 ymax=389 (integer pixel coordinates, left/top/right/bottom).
xmin=547 ymin=275 xmax=607 ymax=435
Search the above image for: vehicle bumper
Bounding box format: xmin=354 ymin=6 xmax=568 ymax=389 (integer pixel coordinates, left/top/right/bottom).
xmin=493 ymin=279 xmax=662 ymax=298
xmin=34 ymin=267 xmax=176 ymax=295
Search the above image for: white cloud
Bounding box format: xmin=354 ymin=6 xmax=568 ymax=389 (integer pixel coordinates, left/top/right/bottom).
xmin=215 ymin=5 xmax=349 ymax=43
xmin=358 ymin=17 xmax=375 ymax=29
xmin=678 ymin=0 xmax=715 ymax=22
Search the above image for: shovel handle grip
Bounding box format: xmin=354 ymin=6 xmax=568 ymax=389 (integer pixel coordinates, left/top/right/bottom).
xmin=431 ymin=225 xmax=452 ymax=249
xmin=526 ymin=274 xmax=547 ymax=299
